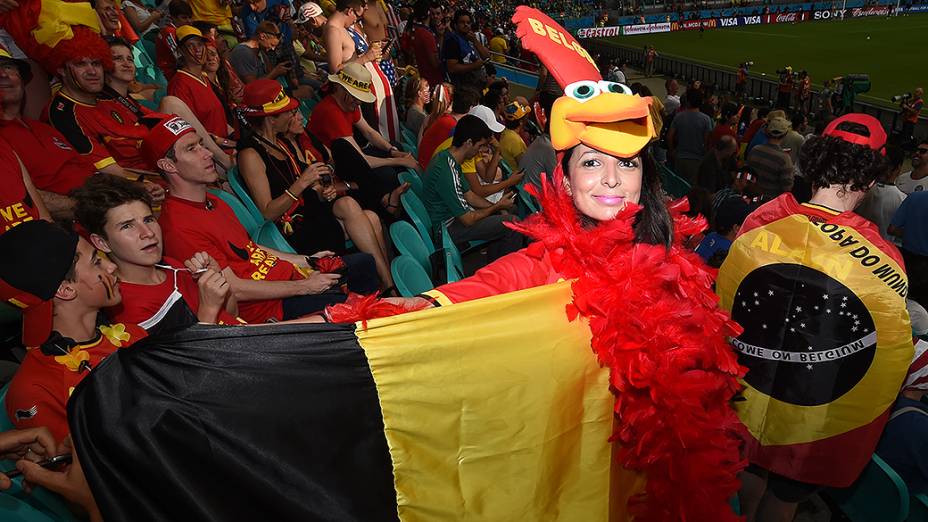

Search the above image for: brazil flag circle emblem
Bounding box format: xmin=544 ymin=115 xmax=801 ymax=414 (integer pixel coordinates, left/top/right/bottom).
xmin=731 ymin=263 xmax=876 ymax=407
xmin=717 ymin=203 xmax=912 ymax=446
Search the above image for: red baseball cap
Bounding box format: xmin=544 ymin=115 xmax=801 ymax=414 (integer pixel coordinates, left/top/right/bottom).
xmin=822 ymin=113 xmax=887 ymax=154
xmin=241 ymin=79 xmax=299 ymax=117
xmin=0 ymin=221 xmax=79 ymax=347
xmin=140 ymin=116 xmax=198 ymax=166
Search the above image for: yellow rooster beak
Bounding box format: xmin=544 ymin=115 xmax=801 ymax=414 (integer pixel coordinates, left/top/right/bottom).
xmin=550 ymin=93 xmax=657 ymax=158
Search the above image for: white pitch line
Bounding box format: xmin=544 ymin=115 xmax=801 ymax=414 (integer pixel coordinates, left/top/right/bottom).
xmin=729 ymin=29 xmax=802 ymax=38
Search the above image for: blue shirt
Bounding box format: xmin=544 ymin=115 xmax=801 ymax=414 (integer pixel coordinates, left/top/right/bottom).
xmin=243 ymin=0 xmax=293 ymax=45
xmin=890 ymin=190 xmax=928 ymax=256
xmin=875 ymin=396 xmax=928 ymax=494
xmin=695 ymin=232 xmax=732 ymax=264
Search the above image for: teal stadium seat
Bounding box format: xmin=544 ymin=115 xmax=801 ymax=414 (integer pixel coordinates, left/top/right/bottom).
xmin=207 ymin=189 xmax=262 ymax=236
xmin=399 ymin=191 xmax=436 ymax=254
xmin=401 ymin=127 xmax=418 ymax=157
xmin=389 ymin=221 xmax=431 ymax=274
xmin=908 ymin=493 xmax=928 ymax=522
xmin=398 ymin=169 xmax=424 ymax=198
xmin=226 ymin=168 xmax=267 ymax=227
xmin=828 ymin=454 xmax=909 ymax=522
xmin=659 ymin=163 xmax=691 ymax=199
xmin=440 ymin=225 xmax=464 ymax=283
xmin=391 ymin=255 xmax=433 ymax=297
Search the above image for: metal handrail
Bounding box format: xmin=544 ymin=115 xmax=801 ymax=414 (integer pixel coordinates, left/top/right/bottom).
xmin=584 ymin=39 xmax=926 ymax=137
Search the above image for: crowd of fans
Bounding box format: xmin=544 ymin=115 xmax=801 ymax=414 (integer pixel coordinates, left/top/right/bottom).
xmin=0 ymin=0 xmax=926 ymax=517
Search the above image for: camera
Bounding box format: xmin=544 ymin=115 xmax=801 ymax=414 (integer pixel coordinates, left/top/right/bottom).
xmin=776 ymin=66 xmax=793 ymax=76
xmin=742 ymin=61 xmax=754 ymax=67
xmin=892 ymin=93 xmax=912 ymax=103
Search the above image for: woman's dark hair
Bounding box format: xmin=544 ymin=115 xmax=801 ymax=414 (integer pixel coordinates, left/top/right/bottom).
xmin=798 ymin=124 xmax=888 ymax=192
xmin=561 ymin=144 xmax=673 ymax=248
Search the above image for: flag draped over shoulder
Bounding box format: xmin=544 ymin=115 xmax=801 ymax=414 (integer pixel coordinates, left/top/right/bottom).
xmin=69 ymin=282 xmax=631 ymax=521
xmin=717 ymin=195 xmax=913 ymax=487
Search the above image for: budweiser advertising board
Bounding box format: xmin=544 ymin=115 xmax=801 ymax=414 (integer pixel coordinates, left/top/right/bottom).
xmin=850 ymin=6 xmax=890 ymax=17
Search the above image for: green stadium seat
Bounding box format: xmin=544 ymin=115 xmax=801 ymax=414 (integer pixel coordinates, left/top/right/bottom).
xmin=389 ymin=221 xmax=431 ymax=274
xmin=401 ymin=127 xmax=418 ymax=156
xmin=659 ymin=163 xmax=691 ymax=199
xmin=391 ymin=255 xmax=433 ymax=297
xmin=207 ymin=189 xmax=262 ymax=237
xmin=908 ymin=494 xmax=928 ymax=521
xmin=253 ymin=221 xmax=297 ymax=254
xmin=440 ymin=225 xmax=464 ymax=283
xmin=0 ymin=494 xmax=58 ymax=522
xmin=397 ymin=169 xmax=424 ymax=198
xmin=226 ymin=168 xmax=266 ymax=227
xmin=399 ymin=191 xmax=436 ymax=254
xmin=827 ymin=454 xmax=909 ymax=522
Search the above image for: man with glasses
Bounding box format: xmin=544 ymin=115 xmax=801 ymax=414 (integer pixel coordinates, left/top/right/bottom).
xmin=230 ymin=21 xmax=292 ymax=84
xmin=441 ymin=9 xmax=490 ymax=92
xmin=896 ymin=139 xmax=928 ymax=194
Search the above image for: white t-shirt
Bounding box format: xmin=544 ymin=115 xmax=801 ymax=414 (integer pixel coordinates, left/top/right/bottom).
xmin=122 ymin=0 xmax=159 ymax=35
xmin=664 ymin=94 xmax=681 ymax=116
xmin=855 ymin=182 xmax=907 ymax=243
xmin=896 ymin=170 xmax=928 ymax=194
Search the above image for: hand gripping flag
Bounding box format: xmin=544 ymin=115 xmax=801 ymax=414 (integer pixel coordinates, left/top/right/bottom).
xmin=717 ymin=193 xmax=913 ymax=487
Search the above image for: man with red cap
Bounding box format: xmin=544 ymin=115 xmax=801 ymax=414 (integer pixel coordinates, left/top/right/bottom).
xmin=0 ymin=220 xmax=147 ymax=442
xmin=148 ymin=116 xmax=347 ymax=323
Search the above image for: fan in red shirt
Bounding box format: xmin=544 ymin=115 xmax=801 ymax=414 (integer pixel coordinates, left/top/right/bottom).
xmin=0 ymin=220 xmax=147 ymax=442
xmin=417 ymin=88 xmax=480 ymax=166
xmin=405 ymin=3 xmax=442 ymax=88
xmin=155 ymin=0 xmax=194 ymax=80
xmin=143 ymin=116 xmax=346 ymax=323
xmin=0 ymin=45 xmax=94 ymax=218
xmin=167 ymin=26 xmax=231 ymax=140
xmin=0 ymin=136 xmax=48 ymax=234
xmin=305 ymin=88 xmax=360 ymax=148
xmin=72 ymin=174 xmax=244 ymax=333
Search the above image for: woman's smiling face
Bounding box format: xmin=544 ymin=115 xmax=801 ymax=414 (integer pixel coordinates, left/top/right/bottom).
xmin=565 ymin=143 xmax=643 ymax=222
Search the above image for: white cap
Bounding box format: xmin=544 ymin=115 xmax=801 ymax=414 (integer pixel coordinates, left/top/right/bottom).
xmin=296 ymin=2 xmax=323 ymax=23
xmin=467 ymin=105 xmax=504 ymax=133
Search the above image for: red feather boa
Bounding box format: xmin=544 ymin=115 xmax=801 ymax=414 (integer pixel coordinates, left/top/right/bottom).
xmin=509 ymin=168 xmax=747 ymax=521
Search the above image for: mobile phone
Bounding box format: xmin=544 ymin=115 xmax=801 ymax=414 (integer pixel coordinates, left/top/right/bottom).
xmin=2 ymin=454 xmax=73 ymax=479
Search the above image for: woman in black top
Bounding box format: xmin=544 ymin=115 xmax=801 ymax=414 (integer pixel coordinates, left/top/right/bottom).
xmin=238 ymin=80 xmax=394 ymax=290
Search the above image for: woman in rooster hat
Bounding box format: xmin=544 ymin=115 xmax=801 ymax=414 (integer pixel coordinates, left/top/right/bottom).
xmin=331 ymin=7 xmax=746 ymax=521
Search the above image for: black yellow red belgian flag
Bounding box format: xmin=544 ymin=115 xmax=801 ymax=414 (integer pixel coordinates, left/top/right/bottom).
xmin=69 ymin=282 xmax=646 ymax=521
xmin=717 ymin=195 xmax=913 ymax=487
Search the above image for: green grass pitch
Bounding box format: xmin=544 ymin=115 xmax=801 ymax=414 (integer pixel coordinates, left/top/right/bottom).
xmin=603 ymin=15 xmax=926 ymax=105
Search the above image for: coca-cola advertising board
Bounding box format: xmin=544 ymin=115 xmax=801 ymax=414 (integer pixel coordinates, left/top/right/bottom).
xmin=763 ymin=11 xmax=810 ymax=24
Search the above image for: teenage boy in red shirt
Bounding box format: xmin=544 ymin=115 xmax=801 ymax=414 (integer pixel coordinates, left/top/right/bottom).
xmin=73 ymin=174 xmax=242 ymax=332
xmin=144 ymin=116 xmax=345 ymax=322
xmin=0 ymin=221 xmax=147 ymax=442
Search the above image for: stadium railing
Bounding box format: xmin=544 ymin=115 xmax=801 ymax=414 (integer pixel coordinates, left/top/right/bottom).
xmin=583 ymin=39 xmax=927 ymax=138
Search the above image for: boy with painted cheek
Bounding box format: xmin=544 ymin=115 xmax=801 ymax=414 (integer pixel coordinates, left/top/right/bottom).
xmin=0 ymin=221 xmax=147 ymax=443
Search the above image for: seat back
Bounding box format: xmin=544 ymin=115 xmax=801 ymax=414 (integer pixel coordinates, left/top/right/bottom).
xmin=401 ymin=127 xmax=418 ymax=157
xmin=391 ymin=255 xmax=434 ymax=297
xmin=254 ymin=221 xmax=297 ymax=254
xmin=440 ymin=224 xmax=464 ymax=284
xmin=227 ymin=168 xmax=267 ymax=227
xmin=828 ymin=454 xmax=910 ymax=522
xmin=207 ymin=189 xmax=262 ymax=236
xmin=0 ymin=494 xmax=59 ymax=522
xmin=390 ymin=221 xmax=431 ymax=273
xmin=400 ymin=191 xmax=435 ymax=254
xmin=909 ymin=493 xmax=928 ymax=522
xmin=658 ymin=163 xmax=691 ymax=199
xmin=398 ymin=170 xmax=424 ymax=199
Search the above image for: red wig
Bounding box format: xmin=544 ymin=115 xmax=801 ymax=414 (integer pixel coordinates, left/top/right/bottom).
xmin=45 ymin=26 xmax=113 ymax=74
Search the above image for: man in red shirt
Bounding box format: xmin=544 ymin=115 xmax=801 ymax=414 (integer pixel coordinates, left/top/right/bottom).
xmin=72 ymin=174 xmax=242 ymax=332
xmin=407 ymin=2 xmax=441 ymax=89
xmin=0 ymin=136 xmax=48 ymax=234
xmin=155 ymin=0 xmax=194 ymax=80
xmin=46 ymin=30 xmax=161 ymax=175
xmin=0 ymin=220 xmax=147 ymax=442
xmin=418 ymin=87 xmax=479 ymax=166
xmin=0 ymin=46 xmax=93 ymax=219
xmin=167 ymin=26 xmax=231 ymax=140
xmin=145 ymin=116 xmax=345 ymax=322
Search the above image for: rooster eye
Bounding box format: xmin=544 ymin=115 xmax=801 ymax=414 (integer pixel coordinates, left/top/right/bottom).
xmin=565 ymin=80 xmax=601 ymax=102
xmin=599 ymin=81 xmax=632 ymax=95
